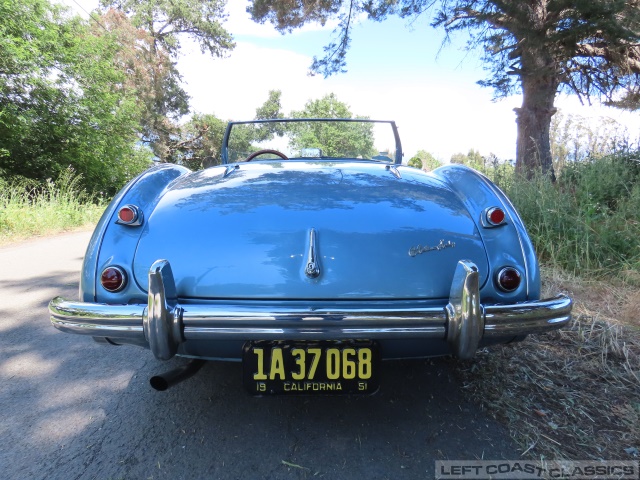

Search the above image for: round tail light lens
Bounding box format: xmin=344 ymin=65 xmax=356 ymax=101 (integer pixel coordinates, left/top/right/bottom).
xmin=496 ymin=267 xmax=521 ymax=292
xmin=486 ymin=207 xmax=506 ymax=226
xmin=101 ymin=266 xmax=127 ymax=292
xmin=117 ymin=205 xmax=141 ymax=225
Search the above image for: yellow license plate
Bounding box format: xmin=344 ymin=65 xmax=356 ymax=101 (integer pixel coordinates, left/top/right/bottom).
xmin=242 ymin=341 xmax=380 ymax=395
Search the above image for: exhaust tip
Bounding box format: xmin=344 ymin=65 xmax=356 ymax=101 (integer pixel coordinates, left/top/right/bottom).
xmin=149 ymin=376 xmax=170 ymax=391
xmin=149 ymin=359 xmax=206 ymax=391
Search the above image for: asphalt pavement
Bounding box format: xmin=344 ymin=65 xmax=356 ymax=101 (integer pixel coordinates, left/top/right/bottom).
xmin=0 ymin=230 xmax=521 ymax=479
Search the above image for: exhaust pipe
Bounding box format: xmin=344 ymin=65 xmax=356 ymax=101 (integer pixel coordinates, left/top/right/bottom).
xmin=150 ymin=359 xmax=206 ymax=391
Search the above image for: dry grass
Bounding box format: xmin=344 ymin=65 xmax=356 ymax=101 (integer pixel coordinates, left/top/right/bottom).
xmin=456 ymin=266 xmax=640 ymax=460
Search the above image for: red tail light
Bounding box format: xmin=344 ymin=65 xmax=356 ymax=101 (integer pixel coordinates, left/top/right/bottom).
xmin=496 ymin=267 xmax=521 ymax=292
xmin=117 ymin=205 xmax=142 ymax=226
xmin=486 ymin=207 xmax=506 ymax=226
xmin=101 ymin=266 xmax=127 ymax=292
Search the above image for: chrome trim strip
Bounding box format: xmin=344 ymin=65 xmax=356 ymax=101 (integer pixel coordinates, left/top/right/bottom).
xmin=184 ymin=326 xmax=446 ymax=340
xmin=179 ymin=304 xmax=448 ymax=340
xmin=304 ymin=228 xmax=321 ymax=279
xmin=50 ymin=295 xmax=571 ymax=355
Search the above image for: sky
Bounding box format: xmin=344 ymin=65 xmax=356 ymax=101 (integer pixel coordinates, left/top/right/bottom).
xmin=62 ymin=0 xmax=639 ymax=162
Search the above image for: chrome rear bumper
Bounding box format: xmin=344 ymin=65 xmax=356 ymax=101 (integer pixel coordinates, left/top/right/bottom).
xmin=50 ymin=260 xmax=572 ymax=361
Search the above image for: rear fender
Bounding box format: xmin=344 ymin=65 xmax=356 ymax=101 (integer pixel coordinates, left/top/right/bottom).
xmin=431 ymin=164 xmax=540 ymax=302
xmin=81 ymin=164 xmax=191 ymax=303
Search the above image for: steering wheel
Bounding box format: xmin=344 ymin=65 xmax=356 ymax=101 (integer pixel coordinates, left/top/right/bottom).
xmin=245 ymin=149 xmax=288 ymax=161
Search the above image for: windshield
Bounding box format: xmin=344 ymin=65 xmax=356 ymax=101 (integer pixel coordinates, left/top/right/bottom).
xmin=222 ymin=119 xmax=401 ymax=164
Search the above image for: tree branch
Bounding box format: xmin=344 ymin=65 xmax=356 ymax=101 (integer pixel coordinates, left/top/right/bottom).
xmin=575 ymin=42 xmax=640 ymax=74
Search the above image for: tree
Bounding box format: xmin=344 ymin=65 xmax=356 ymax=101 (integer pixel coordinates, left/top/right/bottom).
xmin=99 ymin=0 xmax=235 ymax=160
xmin=407 ymin=157 xmax=423 ymax=169
xmin=550 ymin=110 xmax=635 ymax=172
xmin=254 ymin=89 xmax=286 ymax=141
xmin=91 ymin=8 xmax=182 ymax=161
xmin=172 ymin=90 xmax=286 ymax=169
xmin=289 ymin=93 xmax=376 ymax=157
xmin=102 ymin=0 xmax=234 ymax=57
xmin=450 ymin=149 xmax=485 ymax=170
xmin=248 ymin=0 xmax=640 ymax=178
xmin=409 ymin=149 xmax=441 ymax=171
xmin=0 ymin=0 xmax=150 ymax=193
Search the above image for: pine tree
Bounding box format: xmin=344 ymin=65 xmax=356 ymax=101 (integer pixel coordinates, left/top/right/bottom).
xmin=249 ymin=0 xmax=640 ymax=177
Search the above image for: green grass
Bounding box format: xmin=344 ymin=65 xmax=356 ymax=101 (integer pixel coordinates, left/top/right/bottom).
xmin=0 ymin=168 xmax=105 ymax=244
xmin=483 ymin=152 xmax=640 ymax=281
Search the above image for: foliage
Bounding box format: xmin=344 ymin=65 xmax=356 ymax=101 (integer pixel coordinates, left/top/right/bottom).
xmin=0 ymin=168 xmax=105 ymax=243
xmin=249 ymin=0 xmax=640 ymax=101
xmin=0 ymin=0 xmax=151 ymax=194
xmin=407 ymin=157 xmax=421 ymax=169
xmin=450 ymin=149 xmax=485 ymax=170
xmin=490 ymin=152 xmax=640 ymax=276
xmin=550 ymin=111 xmax=638 ymax=172
xmin=222 ymin=92 xmax=377 ymax=161
xmin=428 ymin=143 xmax=640 ymax=278
xmin=99 ymin=0 xmax=235 ymax=161
xmin=248 ymin=0 xmax=640 ymax=177
xmin=226 ymin=123 xmax=269 ymax=162
xmin=289 ymin=93 xmax=375 ymax=157
xmin=248 ymin=0 xmax=350 ymax=75
xmin=408 ymin=150 xmax=441 ymax=171
xmin=92 ymin=9 xmax=186 ymax=161
xmin=428 ymin=1 xmax=640 ymax=104
xmin=255 ymin=89 xmax=285 ymax=121
xmin=174 ymin=90 xmax=286 ymax=168
xmin=102 ymin=0 xmax=234 ymax=57
xmin=173 ymin=114 xmax=227 ymax=170
xmin=249 ymin=0 xmax=340 ymax=32
xmin=254 ymin=89 xmax=286 ymax=141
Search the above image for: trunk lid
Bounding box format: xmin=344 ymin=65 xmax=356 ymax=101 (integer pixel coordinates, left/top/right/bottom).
xmin=132 ymin=162 xmax=488 ymax=300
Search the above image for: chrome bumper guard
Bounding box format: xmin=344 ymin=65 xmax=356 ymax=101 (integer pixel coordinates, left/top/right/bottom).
xmin=50 ymin=260 xmax=572 ymax=361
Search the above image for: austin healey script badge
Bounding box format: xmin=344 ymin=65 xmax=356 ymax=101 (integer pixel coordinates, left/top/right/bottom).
xmin=408 ymin=239 xmax=456 ymax=257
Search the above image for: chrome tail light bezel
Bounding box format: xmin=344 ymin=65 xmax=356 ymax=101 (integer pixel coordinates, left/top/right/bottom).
xmin=116 ymin=204 xmax=144 ymax=226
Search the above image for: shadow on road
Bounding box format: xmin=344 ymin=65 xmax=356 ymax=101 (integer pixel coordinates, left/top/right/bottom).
xmin=16 ymin=349 xmax=520 ymax=480
xmin=0 ymin=232 xmax=520 ymax=480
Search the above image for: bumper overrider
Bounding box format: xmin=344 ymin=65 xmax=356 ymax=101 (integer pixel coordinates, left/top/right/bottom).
xmin=49 ymin=260 xmax=572 ymax=361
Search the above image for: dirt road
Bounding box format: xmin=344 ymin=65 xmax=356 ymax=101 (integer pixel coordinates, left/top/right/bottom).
xmin=0 ymin=231 xmax=520 ymax=479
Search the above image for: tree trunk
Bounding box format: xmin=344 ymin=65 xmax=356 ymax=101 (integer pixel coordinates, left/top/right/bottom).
xmin=515 ymin=49 xmax=559 ymax=179
xmin=514 ymin=85 xmax=558 ymax=179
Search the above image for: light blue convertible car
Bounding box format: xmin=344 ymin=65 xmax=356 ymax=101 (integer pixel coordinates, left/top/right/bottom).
xmin=50 ymin=119 xmax=572 ymax=394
